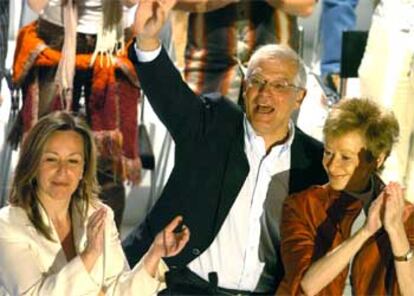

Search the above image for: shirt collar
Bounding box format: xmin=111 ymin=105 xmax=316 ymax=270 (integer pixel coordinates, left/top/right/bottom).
xmin=243 ymin=116 xmax=295 ymax=157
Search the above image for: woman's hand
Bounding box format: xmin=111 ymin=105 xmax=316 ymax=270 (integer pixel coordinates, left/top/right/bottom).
xmin=81 ymin=207 xmax=107 ymax=272
xmin=143 ymin=216 xmax=190 ymax=277
xmin=383 ymin=182 xmax=406 ymax=234
xmin=363 ymin=190 xmax=385 ymax=236
xmin=381 ymin=183 xmax=414 ymax=296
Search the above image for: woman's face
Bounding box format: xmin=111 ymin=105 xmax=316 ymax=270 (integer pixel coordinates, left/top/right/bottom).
xmin=36 ymin=130 xmax=85 ymax=203
xmin=323 ymin=131 xmax=379 ymax=192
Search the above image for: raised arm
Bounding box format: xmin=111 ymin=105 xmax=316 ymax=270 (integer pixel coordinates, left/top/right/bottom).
xmin=131 ymin=0 xmax=209 ymax=141
xmin=383 ymin=183 xmax=414 ymax=296
xmin=266 ymin=0 xmax=316 ymax=17
xmin=174 ymin=0 xmax=239 ymax=13
xmin=132 ymin=0 xmax=177 ymax=51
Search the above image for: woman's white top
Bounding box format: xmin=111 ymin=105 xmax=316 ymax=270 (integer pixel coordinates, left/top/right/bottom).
xmin=0 ymin=203 xmax=167 ymax=295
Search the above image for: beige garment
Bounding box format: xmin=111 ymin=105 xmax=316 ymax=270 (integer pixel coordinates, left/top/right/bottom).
xmin=359 ymin=17 xmax=414 ymax=202
xmin=171 ymin=10 xmax=188 ymax=71
xmin=0 ymin=203 xmax=167 ymax=295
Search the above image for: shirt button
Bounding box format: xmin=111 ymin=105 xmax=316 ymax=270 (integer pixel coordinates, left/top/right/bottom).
xmin=192 ymin=248 xmax=201 ymax=256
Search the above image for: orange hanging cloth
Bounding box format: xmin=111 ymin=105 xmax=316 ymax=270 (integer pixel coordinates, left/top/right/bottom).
xmin=13 ymin=21 xmax=142 ymax=184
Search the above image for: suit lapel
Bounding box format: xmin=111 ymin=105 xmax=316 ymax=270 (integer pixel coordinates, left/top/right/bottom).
xmin=213 ymin=125 xmax=249 ymax=234
xmin=289 ymin=128 xmax=310 ymax=194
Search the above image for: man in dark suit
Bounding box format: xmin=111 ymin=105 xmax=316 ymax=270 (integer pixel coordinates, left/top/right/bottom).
xmin=123 ymin=1 xmax=327 ymax=294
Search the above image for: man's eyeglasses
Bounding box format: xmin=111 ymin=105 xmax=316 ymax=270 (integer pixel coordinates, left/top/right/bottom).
xmin=247 ymin=75 xmax=304 ymax=93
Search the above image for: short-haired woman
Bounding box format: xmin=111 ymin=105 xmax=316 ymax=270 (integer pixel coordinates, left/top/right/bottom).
xmin=277 ymin=99 xmax=414 ymax=295
xmin=0 ymin=111 xmax=190 ymax=295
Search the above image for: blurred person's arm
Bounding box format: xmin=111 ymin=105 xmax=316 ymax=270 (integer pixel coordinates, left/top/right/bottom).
xmin=27 ymin=0 xmax=49 ymax=13
xmin=266 ymin=0 xmax=317 ymax=17
xmin=123 ymin=0 xmax=139 ymax=8
xmin=174 ymin=0 xmax=239 ymax=13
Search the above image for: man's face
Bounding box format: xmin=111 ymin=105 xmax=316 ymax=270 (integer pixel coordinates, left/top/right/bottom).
xmin=244 ymin=57 xmax=306 ymax=143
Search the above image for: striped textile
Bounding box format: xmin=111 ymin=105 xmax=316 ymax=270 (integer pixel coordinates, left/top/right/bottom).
xmin=183 ymin=1 xmax=300 ymax=102
xmin=0 ymin=0 xmax=9 ymax=92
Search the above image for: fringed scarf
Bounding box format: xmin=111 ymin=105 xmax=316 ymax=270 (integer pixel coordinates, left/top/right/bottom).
xmin=56 ymin=0 xmax=124 ymax=108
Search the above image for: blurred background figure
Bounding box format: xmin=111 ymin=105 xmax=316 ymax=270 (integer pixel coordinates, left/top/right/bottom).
xmin=174 ymin=0 xmax=317 ymax=103
xmin=319 ymin=0 xmax=359 ymax=93
xmin=359 ymin=0 xmax=414 ymax=203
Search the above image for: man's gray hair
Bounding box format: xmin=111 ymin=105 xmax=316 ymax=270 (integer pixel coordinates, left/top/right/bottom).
xmin=246 ymin=44 xmax=307 ymax=88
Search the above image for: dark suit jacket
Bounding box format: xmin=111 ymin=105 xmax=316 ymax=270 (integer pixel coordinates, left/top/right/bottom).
xmin=123 ymin=47 xmax=328 ymax=272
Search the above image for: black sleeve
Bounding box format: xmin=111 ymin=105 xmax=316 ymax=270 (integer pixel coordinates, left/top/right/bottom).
xmin=128 ymin=44 xmax=205 ymax=142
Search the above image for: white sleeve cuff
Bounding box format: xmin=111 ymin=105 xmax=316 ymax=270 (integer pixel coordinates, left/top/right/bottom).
xmin=134 ymin=42 xmax=162 ymax=63
xmin=129 ymin=256 xmax=168 ymax=293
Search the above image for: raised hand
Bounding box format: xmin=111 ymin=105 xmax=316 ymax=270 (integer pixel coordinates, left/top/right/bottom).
xmin=383 ymin=182 xmax=406 ymax=234
xmin=364 ymin=191 xmax=385 ymax=236
xmin=84 ymin=207 xmax=107 ymax=257
xmin=133 ymin=0 xmax=177 ymax=45
xmin=152 ymin=215 xmax=190 ymax=258
xmin=80 ymin=207 xmax=107 ymax=273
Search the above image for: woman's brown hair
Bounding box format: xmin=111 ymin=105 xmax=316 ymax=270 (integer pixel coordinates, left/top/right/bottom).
xmin=323 ymin=98 xmax=399 ymax=169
